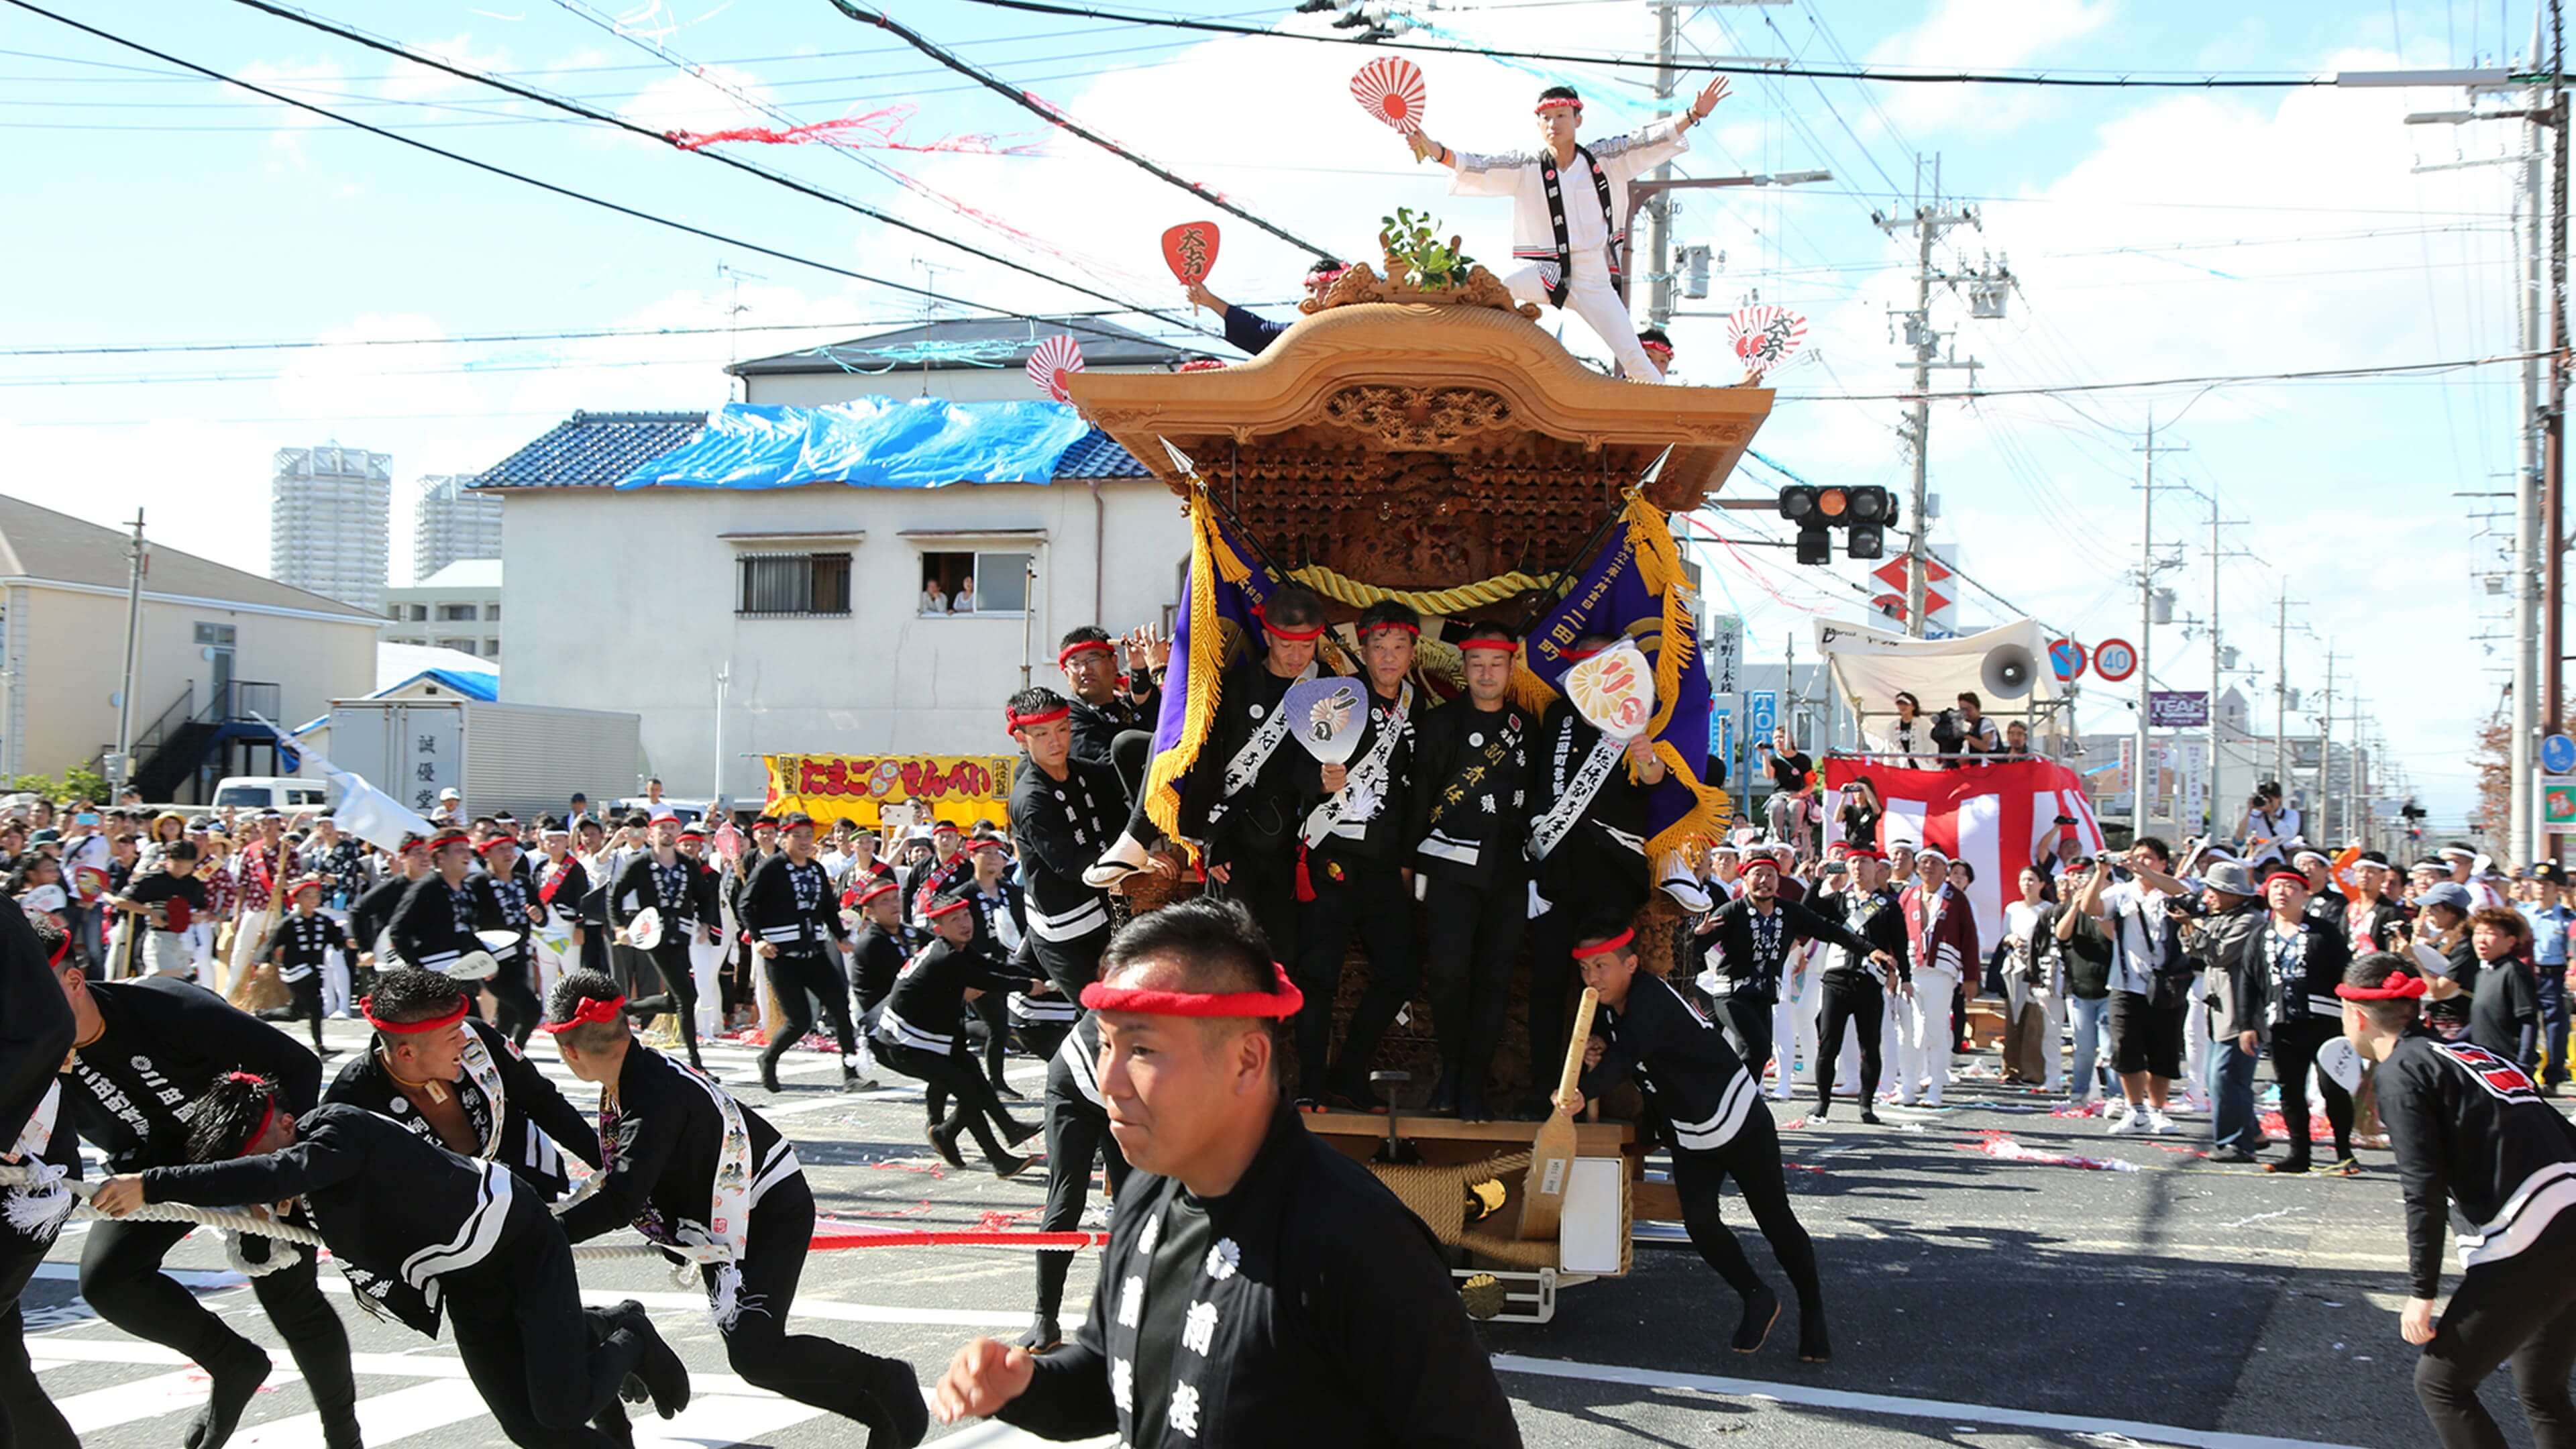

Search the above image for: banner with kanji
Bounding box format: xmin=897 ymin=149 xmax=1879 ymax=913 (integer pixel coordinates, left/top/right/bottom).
xmin=763 ymin=753 xmax=1017 ymax=830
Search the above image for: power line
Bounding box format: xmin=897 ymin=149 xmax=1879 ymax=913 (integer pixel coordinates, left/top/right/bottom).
xmin=219 ymin=0 xmax=1211 ymax=341
xmin=823 ymin=2 xmax=1334 ymax=257
xmin=945 ymin=0 xmax=2369 ymax=87
xmin=0 ymin=0 xmax=1173 ymax=355
xmin=1769 ymin=349 xmax=2551 ymax=402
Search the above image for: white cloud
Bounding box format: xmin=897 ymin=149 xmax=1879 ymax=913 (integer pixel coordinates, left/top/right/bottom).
xmin=378 ymin=32 xmax=517 ymax=103
xmin=231 ymin=57 xmax=348 ymax=170
xmin=1864 ymin=0 xmax=2118 ymax=135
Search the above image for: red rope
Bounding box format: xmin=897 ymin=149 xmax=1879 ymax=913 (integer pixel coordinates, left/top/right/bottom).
xmin=808 ymin=1228 xmax=1110 ymax=1251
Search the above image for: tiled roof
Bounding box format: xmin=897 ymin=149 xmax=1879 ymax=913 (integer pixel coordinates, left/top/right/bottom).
xmin=0 ymin=492 xmax=382 ymax=621
xmin=1057 ymin=428 xmax=1150 ymax=480
xmin=472 ymin=410 xmax=705 ymax=490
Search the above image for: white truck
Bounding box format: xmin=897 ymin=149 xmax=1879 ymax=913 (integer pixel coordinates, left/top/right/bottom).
xmin=320 ymin=697 xmax=644 ymax=824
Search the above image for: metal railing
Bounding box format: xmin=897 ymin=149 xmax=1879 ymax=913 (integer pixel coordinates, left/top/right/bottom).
xmin=195 ymin=680 xmax=282 ymax=724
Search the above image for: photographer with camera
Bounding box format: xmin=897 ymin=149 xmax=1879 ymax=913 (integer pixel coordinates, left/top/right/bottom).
xmin=2239 ymin=782 xmax=2298 ymax=869
xmin=1930 ymin=692 xmax=2000 ymax=767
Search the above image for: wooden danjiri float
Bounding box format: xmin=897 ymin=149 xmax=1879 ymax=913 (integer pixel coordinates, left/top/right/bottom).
xmin=1061 ymin=239 xmax=1774 ymax=1322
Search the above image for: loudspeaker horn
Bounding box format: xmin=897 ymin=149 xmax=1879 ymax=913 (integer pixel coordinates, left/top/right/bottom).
xmin=1981 ymin=644 xmax=2038 ymax=701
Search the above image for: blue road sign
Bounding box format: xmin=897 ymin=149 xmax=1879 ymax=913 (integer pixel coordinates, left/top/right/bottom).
xmin=2545 ymin=733 xmax=2576 ymax=775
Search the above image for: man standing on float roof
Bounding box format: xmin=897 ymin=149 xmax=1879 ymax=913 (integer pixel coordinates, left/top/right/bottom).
xmin=1407 ymin=74 xmax=1732 ymax=382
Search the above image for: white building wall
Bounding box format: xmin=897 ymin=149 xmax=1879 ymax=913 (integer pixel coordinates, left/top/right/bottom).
xmin=498 ymin=480 xmax=1187 ymax=804
xmin=271 ymin=445 xmax=391 ymax=612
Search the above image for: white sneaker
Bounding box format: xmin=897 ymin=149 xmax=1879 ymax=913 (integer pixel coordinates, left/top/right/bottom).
xmin=2104 ymin=1106 xmax=2139 ymax=1134
xmin=2145 ymin=1108 xmax=2176 ymax=1135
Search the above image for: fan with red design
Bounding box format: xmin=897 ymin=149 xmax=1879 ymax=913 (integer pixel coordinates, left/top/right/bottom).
xmin=1725 ymin=304 xmax=1810 ymax=378
xmin=1350 ymin=56 xmax=1427 ymax=135
xmin=1026 ymin=333 xmax=1085 ymax=403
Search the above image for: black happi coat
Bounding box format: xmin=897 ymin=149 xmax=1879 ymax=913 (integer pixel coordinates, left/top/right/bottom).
xmin=998 ymin=1104 xmax=1523 ymax=1448
xmin=874 ymin=937 xmax=1028 ymax=1056
xmin=61 ymin=977 xmax=321 ymax=1172
xmin=142 ymin=1103 xmax=540 ymax=1337
xmin=1069 ymin=688 xmax=1158 ymax=768
xmin=1819 ymin=885 xmax=1911 ymax=989
xmin=847 ymin=921 xmax=909 ymax=1025
xmin=325 ymin=1016 xmax=600 ymax=1197
xmin=556 ymin=1044 xmax=797 ymax=1248
xmin=468 ymin=863 xmax=539 ymax=962
xmin=1010 ymin=755 xmax=1124 ymax=944
xmin=268 ymin=910 xmax=349 ymax=983
xmin=2377 ymin=1028 xmax=2576 ymax=1297
xmin=1584 ymin=972 xmax=1764 ymax=1157
xmin=1 ymin=902 xmax=78 ymax=1234
xmin=1306 ymin=678 xmax=1417 ymax=864
xmin=1696 ymin=895 xmax=1882 ymax=1006
xmin=1178 ymin=661 xmax=1321 ymax=861
xmin=1405 ymin=696 xmax=1539 ymax=889
xmin=390 ymin=873 xmax=482 ymax=974
xmin=743 ymin=853 xmax=846 ymax=955
xmin=349 ymin=871 xmax=419 ymax=960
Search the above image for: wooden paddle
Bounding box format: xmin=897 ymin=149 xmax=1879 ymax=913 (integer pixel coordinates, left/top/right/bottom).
xmin=1515 ymin=985 xmax=1599 ymax=1241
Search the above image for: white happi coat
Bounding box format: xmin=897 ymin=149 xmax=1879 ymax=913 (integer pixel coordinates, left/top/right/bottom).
xmin=1446 ymin=118 xmax=1691 ymax=301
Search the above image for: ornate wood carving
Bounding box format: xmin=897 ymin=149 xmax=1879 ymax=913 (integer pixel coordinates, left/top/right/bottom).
xmin=1318 ymin=384 xmax=1513 ymax=450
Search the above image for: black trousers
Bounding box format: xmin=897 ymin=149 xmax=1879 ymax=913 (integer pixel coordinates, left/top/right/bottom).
xmin=1672 ymin=1110 xmax=1825 ymax=1332
xmin=1292 ymin=851 xmax=1418 ymax=1096
xmin=1029 ymin=925 xmax=1108 ymax=1004
xmin=1110 ymin=730 xmax=1152 ymax=804
xmin=1715 ymin=994 xmax=1777 ymax=1089
xmin=635 ymin=940 xmax=702 ymax=1068
xmin=283 ymin=970 xmax=326 ymax=1052
xmin=1422 ymin=873 xmax=1525 ymax=1093
xmin=1209 ymin=837 xmax=1300 ymax=973
xmin=445 ymin=1209 xmax=643 ymax=1448
xmin=487 ymin=949 xmax=541 ymax=1050
xmin=1034 ymin=1053 xmax=1132 ymax=1325
xmin=78 ymin=1216 xmax=357 ymax=1435
xmin=972 ymin=992 xmax=1011 ymax=1085
xmin=2416 ymin=1210 xmax=2576 ymax=1449
xmin=1815 ymin=976 xmax=1886 ymax=1110
xmin=762 ymin=950 xmax=853 ymax=1079
xmin=881 ymin=1040 xmax=1022 ymax=1163
xmin=2270 ymin=1016 xmax=2356 ymax=1163
xmin=0 ymin=1234 xmax=76 ymax=1448
xmin=706 ymin=1177 xmax=921 ymax=1434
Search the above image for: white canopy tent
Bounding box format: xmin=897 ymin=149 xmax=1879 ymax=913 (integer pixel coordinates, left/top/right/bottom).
xmin=1811 ymin=617 xmax=2066 ymax=755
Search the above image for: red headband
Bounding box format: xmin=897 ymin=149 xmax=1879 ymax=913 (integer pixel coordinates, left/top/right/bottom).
xmin=2337 ymin=973 xmax=2428 ymax=1002
xmin=1570 ymin=928 xmax=1635 ymax=959
xmin=429 ymin=831 xmax=472 ymax=853
xmin=924 ymin=897 xmax=973 ymax=920
xmin=1557 ymin=647 xmax=1601 ymax=662
xmin=1534 ymin=97 xmax=1582 ymax=115
xmin=47 ymin=926 xmax=72 ymax=968
xmin=1057 ymin=641 xmax=1115 ymax=667
xmin=1250 ymin=603 xmax=1326 ymax=643
xmin=855 ymin=879 xmax=898 ymax=906
xmin=1007 ymin=704 xmax=1071 ymax=732
xmin=225 ymin=1071 xmax=277 ymax=1155
xmin=1641 ymin=341 xmax=1674 ymax=359
xmin=2263 ymin=870 xmax=2310 ymax=892
xmin=475 ymin=837 xmax=517 ymax=856
xmin=360 ymin=995 xmax=470 ymax=1035
xmin=539 ymin=994 xmax=627 ymax=1034
xmin=1458 ymin=636 xmax=1519 ymax=656
xmin=1358 ymin=620 xmax=1421 ymax=638
xmin=1081 ymin=961 xmax=1305 ymax=1019
xmin=1844 ymin=848 xmax=1887 ymax=862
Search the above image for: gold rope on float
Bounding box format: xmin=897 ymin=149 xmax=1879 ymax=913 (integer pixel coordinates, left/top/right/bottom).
xmin=1285 ymin=562 xmax=1550 ymax=616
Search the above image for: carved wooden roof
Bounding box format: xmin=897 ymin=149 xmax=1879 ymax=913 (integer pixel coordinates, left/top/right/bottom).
xmin=1064 ymin=301 xmax=1772 ymax=519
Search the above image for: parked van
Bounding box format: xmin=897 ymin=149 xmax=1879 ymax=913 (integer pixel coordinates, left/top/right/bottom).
xmin=210 ymin=775 xmax=328 ymax=814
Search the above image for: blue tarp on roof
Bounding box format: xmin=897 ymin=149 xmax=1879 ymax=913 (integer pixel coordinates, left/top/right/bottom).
xmin=617 ymin=398 xmax=1124 ymax=490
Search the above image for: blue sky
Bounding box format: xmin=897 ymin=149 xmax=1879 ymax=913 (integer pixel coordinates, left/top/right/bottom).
xmin=0 ymin=0 xmax=2540 ymax=824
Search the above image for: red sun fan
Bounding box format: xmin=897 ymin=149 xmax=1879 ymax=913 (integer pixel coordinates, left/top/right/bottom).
xmin=1350 ymin=56 xmax=1426 ymax=134
xmin=1726 ymin=304 xmax=1809 ymax=374
xmin=1026 ymin=333 xmax=1085 ymax=403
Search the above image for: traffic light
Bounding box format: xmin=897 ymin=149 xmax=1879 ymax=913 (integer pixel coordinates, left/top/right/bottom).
xmin=1776 ymin=484 xmax=1897 ymax=564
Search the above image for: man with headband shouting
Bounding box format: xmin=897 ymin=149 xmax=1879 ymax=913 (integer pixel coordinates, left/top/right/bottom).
xmin=1693 ymin=852 xmax=1899 ymax=1094
xmin=932 ymin=898 xmax=1523 ymax=1445
xmin=326 ymin=967 xmax=600 ymax=1199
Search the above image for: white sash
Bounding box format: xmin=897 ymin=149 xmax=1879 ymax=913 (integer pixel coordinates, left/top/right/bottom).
xmin=1301 ymin=682 xmax=1413 ymax=848
xmin=1527 ymin=732 xmax=1626 ymax=862
xmin=649 ymin=1052 xmax=789 ymax=1330
xmin=1207 ymin=661 xmax=1321 ymax=828
xmin=2 ymin=1085 xmax=70 ymax=1240
xmin=456 ymin=1030 xmax=511 ymax=1161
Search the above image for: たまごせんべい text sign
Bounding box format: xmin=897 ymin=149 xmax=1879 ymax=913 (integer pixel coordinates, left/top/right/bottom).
xmin=763 ymin=753 xmax=1018 ymax=830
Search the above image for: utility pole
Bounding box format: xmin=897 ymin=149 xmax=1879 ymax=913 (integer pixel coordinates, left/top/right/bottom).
xmin=711 ymin=663 xmax=729 ymax=808
xmin=2316 ymin=649 xmax=2336 ymax=843
xmin=2272 ymin=584 xmax=2308 ymax=794
xmin=2195 ymin=486 xmax=2251 ymax=841
xmin=2351 ymin=712 xmax=2370 ymax=854
xmin=2130 ymin=418 xmax=2183 ymax=840
xmin=1643 ymin=0 xmax=1679 ymax=328
xmin=2546 ymin=0 xmax=2569 ymax=863
xmin=2521 ymin=13 xmax=2551 ymax=863
xmin=110 ymin=510 xmax=146 ymax=799
xmin=1876 ymin=155 xmax=1982 ymax=637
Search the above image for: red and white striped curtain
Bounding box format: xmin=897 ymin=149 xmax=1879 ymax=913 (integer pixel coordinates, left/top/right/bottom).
xmin=1822 ymin=757 xmax=2108 ymax=947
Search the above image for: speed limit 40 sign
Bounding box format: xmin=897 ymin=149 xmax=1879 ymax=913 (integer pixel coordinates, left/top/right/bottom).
xmin=2094 ymin=637 xmax=2139 ymax=683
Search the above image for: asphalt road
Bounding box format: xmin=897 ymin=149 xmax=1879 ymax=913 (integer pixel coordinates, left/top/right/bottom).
xmin=19 ymin=1017 xmax=2549 ymax=1449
